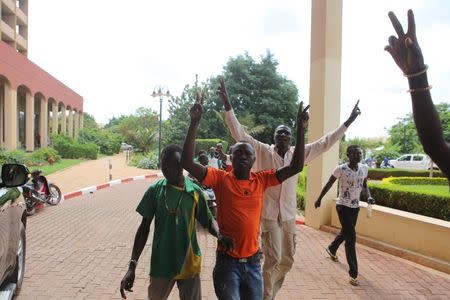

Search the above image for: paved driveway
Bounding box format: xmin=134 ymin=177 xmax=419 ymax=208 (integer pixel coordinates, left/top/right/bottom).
xmin=16 ymin=179 xmax=450 ymax=299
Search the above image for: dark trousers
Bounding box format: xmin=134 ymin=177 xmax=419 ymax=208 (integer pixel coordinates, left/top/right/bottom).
xmin=329 ymin=205 xmax=360 ymax=278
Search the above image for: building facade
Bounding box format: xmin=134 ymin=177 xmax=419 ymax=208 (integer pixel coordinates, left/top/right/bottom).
xmin=0 ymin=0 xmax=83 ymax=151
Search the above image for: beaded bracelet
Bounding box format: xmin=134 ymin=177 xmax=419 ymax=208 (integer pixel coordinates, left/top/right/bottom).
xmin=404 ymin=65 xmax=428 ymax=78
xmin=407 ymin=85 xmax=432 ymax=93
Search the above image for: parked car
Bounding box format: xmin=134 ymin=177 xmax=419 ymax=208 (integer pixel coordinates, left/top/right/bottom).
xmin=120 ymin=143 xmax=133 ymax=151
xmin=0 ymin=163 xmax=29 ymax=299
xmin=388 ymin=154 xmax=438 ymax=170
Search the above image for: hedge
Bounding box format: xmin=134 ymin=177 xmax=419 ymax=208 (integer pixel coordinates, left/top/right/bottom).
xmin=368 ymin=183 xmax=450 ymax=221
xmin=52 ymin=135 xmax=98 ymax=159
xmin=368 ymin=168 xmax=444 ymax=180
xmin=383 ymin=177 xmax=448 ymax=186
xmin=195 ymin=139 xmax=229 ymax=154
xmin=296 ymin=168 xmax=307 ymax=210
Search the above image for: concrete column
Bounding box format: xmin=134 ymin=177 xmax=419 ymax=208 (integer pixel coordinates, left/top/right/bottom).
xmin=39 ymin=96 xmax=48 ymax=148
xmin=305 ymin=0 xmax=343 ymax=229
xmin=79 ymin=111 xmax=84 ymax=129
xmin=68 ymin=108 xmax=73 ymax=138
xmin=60 ymin=105 xmax=67 ymax=135
xmin=74 ymin=110 xmax=79 ymax=139
xmin=52 ymin=101 xmax=58 ymax=135
xmin=25 ymin=90 xmax=34 ymax=151
xmin=4 ymin=85 xmax=18 ymax=150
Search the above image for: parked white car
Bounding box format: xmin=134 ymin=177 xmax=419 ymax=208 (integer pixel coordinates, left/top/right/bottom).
xmin=388 ymin=154 xmax=438 ymax=170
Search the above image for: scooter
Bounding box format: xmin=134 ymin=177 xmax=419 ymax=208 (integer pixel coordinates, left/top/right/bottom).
xmin=22 ymin=170 xmax=62 ymax=216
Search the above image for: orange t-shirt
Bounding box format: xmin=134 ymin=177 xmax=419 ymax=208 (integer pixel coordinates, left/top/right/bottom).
xmin=202 ymin=167 xmax=280 ymax=258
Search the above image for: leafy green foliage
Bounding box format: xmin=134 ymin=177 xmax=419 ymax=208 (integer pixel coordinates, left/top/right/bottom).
xmin=383 ymin=177 xmax=448 ymax=186
xmin=82 ymin=112 xmax=98 ymax=130
xmin=367 ymin=168 xmax=445 ymax=180
xmin=28 ymin=148 xmax=61 ymax=164
xmin=163 ymin=51 xmax=299 ymax=147
xmin=78 ymin=128 xmax=121 ymax=155
xmin=195 ymin=139 xmax=229 ymax=154
xmin=387 ymin=103 xmax=450 ymax=154
xmin=368 ymin=182 xmax=450 ymax=221
xmin=129 ymin=152 xmax=158 ymax=169
xmin=296 ymin=167 xmax=308 ymax=211
xmin=52 ymin=135 xmax=98 ymax=159
xmin=108 ymin=107 xmax=159 ymax=153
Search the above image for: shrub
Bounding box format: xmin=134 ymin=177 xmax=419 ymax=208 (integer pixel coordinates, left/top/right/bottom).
xmin=195 ymin=139 xmax=229 ymax=154
xmin=296 ymin=167 xmax=308 ymax=211
xmin=52 ymin=135 xmax=98 ymax=159
xmin=383 ymin=177 xmax=448 ymax=186
xmin=0 ymin=149 xmax=27 ymax=164
xmin=78 ymin=129 xmax=121 ymax=155
xmin=27 ymin=147 xmax=61 ymax=165
xmin=368 ymin=182 xmax=450 ymax=221
xmin=130 ymin=152 xmax=158 ymax=169
xmin=368 ymin=168 xmax=444 ymax=180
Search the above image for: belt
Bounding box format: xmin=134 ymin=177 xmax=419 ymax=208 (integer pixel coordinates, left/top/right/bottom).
xmin=216 ymin=251 xmax=261 ymax=263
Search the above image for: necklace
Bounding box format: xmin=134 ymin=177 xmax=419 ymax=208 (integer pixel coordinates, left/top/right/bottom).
xmin=164 ymin=185 xmax=184 ymax=225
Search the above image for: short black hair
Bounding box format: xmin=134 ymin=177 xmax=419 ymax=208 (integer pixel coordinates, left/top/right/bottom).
xmin=161 ymin=144 xmax=182 ymax=160
xmin=347 ymin=144 xmax=361 ymax=154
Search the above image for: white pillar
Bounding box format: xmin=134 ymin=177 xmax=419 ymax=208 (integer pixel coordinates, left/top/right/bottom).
xmin=52 ymin=101 xmax=58 ymax=135
xmin=305 ymin=0 xmax=343 ymax=229
xmin=39 ymin=96 xmax=48 ymax=148
xmin=61 ymin=105 xmax=67 ymax=135
xmin=79 ymin=111 xmax=84 ymax=129
xmin=74 ymin=110 xmax=79 ymax=139
xmin=4 ymin=85 xmax=18 ymax=150
xmin=25 ymin=91 xmax=34 ymax=151
xmin=68 ymin=108 xmax=73 ymax=138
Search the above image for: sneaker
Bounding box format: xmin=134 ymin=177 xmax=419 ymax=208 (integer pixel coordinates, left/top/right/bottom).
xmin=349 ymin=277 xmax=359 ymax=286
xmin=326 ymin=247 xmax=338 ymax=262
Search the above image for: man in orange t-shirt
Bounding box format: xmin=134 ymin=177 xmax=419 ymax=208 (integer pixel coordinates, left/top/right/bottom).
xmin=182 ymin=93 xmax=309 ymax=300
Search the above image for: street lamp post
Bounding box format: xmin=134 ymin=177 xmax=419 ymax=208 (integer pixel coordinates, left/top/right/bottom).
xmin=152 ymin=86 xmax=172 ymax=168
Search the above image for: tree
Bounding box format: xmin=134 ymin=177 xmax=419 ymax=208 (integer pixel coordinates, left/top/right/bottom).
xmin=209 ymin=51 xmax=299 ymax=144
xmin=82 ymin=112 xmax=98 ymax=129
xmin=108 ymin=107 xmax=159 ymax=153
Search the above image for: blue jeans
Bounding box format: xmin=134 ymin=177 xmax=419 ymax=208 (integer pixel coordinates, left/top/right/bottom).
xmin=213 ymin=252 xmax=263 ymax=300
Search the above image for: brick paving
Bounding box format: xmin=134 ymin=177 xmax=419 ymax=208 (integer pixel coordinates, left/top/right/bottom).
xmin=16 ymin=154 xmax=450 ymax=299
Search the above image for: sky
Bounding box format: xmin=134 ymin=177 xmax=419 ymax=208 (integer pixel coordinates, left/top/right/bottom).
xmin=27 ymin=0 xmax=450 ymax=139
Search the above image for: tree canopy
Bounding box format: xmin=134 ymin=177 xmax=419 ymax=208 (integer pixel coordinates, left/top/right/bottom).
xmin=163 ymin=51 xmax=299 ymax=148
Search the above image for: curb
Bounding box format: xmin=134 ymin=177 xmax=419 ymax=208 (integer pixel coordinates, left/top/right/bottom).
xmin=63 ymin=173 xmax=160 ymax=201
xmin=296 ymin=219 xmax=305 ymax=225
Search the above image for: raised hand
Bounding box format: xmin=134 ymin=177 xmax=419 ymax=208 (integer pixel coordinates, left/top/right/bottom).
xmin=314 ymin=199 xmax=321 ymax=209
xmin=349 ymin=99 xmax=361 ymax=121
xmin=297 ymin=101 xmax=310 ymax=129
xmin=384 ymin=9 xmax=425 ymax=75
xmin=344 ymin=100 xmax=361 ymax=127
xmin=190 ymin=91 xmax=204 ymax=123
xmin=217 ymin=77 xmax=232 ymax=111
xmin=120 ymin=269 xmax=135 ymax=299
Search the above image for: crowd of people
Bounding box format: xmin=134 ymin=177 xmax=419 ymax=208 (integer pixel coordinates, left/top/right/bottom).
xmin=119 ymin=9 xmax=449 ymax=300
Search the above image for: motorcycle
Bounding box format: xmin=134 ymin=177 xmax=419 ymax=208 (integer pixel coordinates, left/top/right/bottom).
xmin=22 ymin=170 xmax=62 ymax=216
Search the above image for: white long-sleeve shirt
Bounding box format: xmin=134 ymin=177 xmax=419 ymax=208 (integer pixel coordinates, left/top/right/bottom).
xmin=224 ymin=109 xmax=347 ymax=221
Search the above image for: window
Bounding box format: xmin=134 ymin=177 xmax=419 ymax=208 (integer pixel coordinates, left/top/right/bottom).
xmin=399 ymin=155 xmax=411 ymax=161
xmin=413 ymin=155 xmax=424 ymax=161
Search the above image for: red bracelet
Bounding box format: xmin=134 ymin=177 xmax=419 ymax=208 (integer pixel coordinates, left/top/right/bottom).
xmin=407 ymin=85 xmax=432 ymax=93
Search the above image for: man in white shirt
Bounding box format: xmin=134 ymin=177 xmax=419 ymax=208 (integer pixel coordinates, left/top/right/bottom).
xmin=217 ymin=78 xmax=361 ymax=300
xmin=314 ymin=145 xmax=374 ymax=286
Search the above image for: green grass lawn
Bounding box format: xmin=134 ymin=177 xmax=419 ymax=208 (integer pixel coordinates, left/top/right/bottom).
xmin=30 ymin=159 xmax=84 ymax=176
